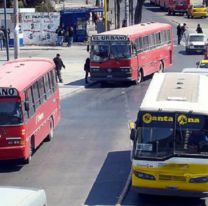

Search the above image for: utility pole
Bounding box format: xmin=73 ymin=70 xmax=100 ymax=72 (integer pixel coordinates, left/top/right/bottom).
xmin=14 ymin=0 xmax=19 ymax=59
xmin=4 ymin=0 xmax=9 ymax=60
xmin=124 ymin=0 xmax=129 ymax=26
xmin=129 ymin=0 xmax=134 ymax=25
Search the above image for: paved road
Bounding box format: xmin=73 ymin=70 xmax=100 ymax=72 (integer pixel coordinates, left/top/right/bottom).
xmin=0 ymin=2 xmax=207 ymax=206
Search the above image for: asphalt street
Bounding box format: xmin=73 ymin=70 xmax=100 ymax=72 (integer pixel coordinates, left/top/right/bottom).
xmin=0 ymin=1 xmax=207 ymax=206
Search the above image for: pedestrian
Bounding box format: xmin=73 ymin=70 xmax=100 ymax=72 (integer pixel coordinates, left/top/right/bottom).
xmin=177 ymin=23 xmax=182 ymax=45
xmin=53 ymin=54 xmax=65 ymax=83
xmin=181 ymin=23 xmax=187 ymax=42
xmin=56 ymin=24 xmax=65 ymax=46
xmin=196 ymin=24 xmax=203 ymax=33
xmin=84 ymin=58 xmax=90 ymax=84
xmin=0 ymin=28 xmax=5 ymax=50
xmin=65 ymin=26 xmax=74 ymax=47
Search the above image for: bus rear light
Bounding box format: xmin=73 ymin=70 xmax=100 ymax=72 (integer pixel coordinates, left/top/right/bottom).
xmin=133 ymin=171 xmax=156 ymax=180
xmin=6 ymin=137 xmax=25 ymax=146
xmin=189 ymin=176 xmax=208 ymax=183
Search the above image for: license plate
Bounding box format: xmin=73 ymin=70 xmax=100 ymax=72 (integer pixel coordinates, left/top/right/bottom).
xmin=107 ymin=75 xmax=112 ymax=78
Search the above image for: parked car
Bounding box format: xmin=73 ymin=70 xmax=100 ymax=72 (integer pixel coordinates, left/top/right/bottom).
xmin=185 ymin=33 xmax=207 ymax=54
xmin=196 ymin=59 xmax=208 ymax=68
xmin=187 ymin=4 xmax=207 ymax=18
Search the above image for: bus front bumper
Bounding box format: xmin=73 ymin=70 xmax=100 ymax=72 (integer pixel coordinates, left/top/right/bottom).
xmin=132 ymin=186 xmax=208 ymax=198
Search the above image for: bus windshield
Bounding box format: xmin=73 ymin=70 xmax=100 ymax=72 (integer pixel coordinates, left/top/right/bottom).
xmin=0 ymin=99 xmax=23 ymax=125
xmin=134 ymin=113 xmax=208 ymax=159
xmin=90 ymin=41 xmax=131 ymax=62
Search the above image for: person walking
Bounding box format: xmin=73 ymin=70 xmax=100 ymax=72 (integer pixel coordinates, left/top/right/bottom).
xmin=177 ymin=24 xmax=182 ymax=45
xmin=181 ymin=23 xmax=187 ymax=42
xmin=0 ymin=28 xmax=5 ymax=50
xmin=84 ymin=58 xmax=90 ymax=84
xmin=196 ymin=24 xmax=203 ymax=33
xmin=53 ymin=54 xmax=65 ymax=83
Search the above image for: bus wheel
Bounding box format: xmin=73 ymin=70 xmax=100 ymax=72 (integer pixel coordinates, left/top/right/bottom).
xmin=136 ymin=69 xmax=143 ymax=85
xmin=158 ymin=62 xmax=164 ymax=73
xmin=47 ymin=118 xmax=54 ymax=141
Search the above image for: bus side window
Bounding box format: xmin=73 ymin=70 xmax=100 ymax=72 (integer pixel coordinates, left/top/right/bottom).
xmin=32 ymin=82 xmax=41 ymax=108
xmin=44 ymin=73 xmax=52 ymax=98
xmin=131 ymin=42 xmax=137 ymax=56
xmin=143 ymin=36 xmax=149 ymax=51
xmin=149 ymin=34 xmax=155 ymax=49
xmin=49 ymin=70 xmax=57 ymax=92
xmin=155 ymin=32 xmax=161 ymax=46
xmin=25 ymin=87 xmax=35 ymax=119
xmin=38 ymin=77 xmax=46 ymax=102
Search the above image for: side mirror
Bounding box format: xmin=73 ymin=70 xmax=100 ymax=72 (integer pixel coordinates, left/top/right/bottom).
xmin=129 ymin=121 xmax=136 ymax=141
xmin=24 ymin=101 xmax=30 ymax=111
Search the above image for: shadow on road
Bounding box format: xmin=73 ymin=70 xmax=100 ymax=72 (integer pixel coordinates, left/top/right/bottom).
xmin=124 ymin=190 xmax=207 ymax=206
xmin=0 ymin=160 xmax=23 ymax=173
xmin=85 ymin=150 xmax=131 ymax=206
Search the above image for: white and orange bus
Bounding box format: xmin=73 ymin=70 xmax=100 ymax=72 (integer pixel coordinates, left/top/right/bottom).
xmin=0 ymin=58 xmax=60 ymax=163
xmin=90 ymin=22 xmax=173 ymax=84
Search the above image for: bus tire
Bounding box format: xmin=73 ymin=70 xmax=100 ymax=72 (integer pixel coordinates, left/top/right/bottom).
xmin=47 ymin=117 xmax=54 ymax=141
xmin=136 ymin=69 xmax=143 ymax=85
xmin=158 ymin=61 xmax=164 ymax=73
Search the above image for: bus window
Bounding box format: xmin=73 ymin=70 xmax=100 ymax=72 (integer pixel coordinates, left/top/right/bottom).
xmin=0 ymin=99 xmax=23 ymax=125
xmin=38 ymin=77 xmax=46 ymax=103
xmin=32 ymin=82 xmax=41 ymax=108
xmin=110 ymin=42 xmax=131 ymax=59
xmin=175 ymin=129 xmax=208 ymax=155
xmin=25 ymin=87 xmax=35 ymax=119
xmin=90 ymin=42 xmax=109 ymax=62
xmin=134 ymin=127 xmax=174 ymax=158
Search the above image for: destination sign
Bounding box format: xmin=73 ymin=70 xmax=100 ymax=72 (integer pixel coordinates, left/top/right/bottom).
xmin=0 ymin=88 xmax=18 ymax=97
xmin=91 ymin=35 xmax=128 ymax=41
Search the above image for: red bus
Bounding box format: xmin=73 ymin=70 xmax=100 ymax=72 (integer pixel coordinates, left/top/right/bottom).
xmin=90 ymin=22 xmax=173 ymax=84
xmin=0 ymin=58 xmax=60 ymax=163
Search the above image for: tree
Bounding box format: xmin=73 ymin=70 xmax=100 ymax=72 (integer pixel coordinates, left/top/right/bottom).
xmin=134 ymin=0 xmax=145 ymax=24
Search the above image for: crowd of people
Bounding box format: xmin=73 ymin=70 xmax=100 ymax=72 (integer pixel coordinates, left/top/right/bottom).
xmin=55 ymin=24 xmax=74 ymax=47
xmin=177 ymin=23 xmax=204 ymax=45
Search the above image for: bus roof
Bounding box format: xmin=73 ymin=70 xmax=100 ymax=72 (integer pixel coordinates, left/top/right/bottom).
xmin=92 ymin=22 xmax=171 ymax=40
xmin=0 ymin=58 xmax=55 ymax=91
xmin=140 ymin=72 xmax=208 ymax=114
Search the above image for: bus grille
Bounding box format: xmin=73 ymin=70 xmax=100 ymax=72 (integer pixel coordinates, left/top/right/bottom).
xmin=159 ymin=175 xmax=186 ymax=182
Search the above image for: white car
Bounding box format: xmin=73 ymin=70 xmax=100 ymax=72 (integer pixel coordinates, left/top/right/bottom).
xmin=185 ymin=33 xmax=207 ymax=54
xmin=0 ymin=186 xmax=47 ymax=206
xmin=182 ymin=68 xmax=208 ymax=74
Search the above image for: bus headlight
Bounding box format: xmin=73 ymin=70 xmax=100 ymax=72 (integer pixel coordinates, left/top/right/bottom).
xmin=133 ymin=171 xmax=156 ymax=180
xmin=189 ymin=176 xmax=208 ymax=183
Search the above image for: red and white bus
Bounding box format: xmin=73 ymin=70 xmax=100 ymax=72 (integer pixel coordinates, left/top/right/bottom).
xmin=90 ymin=22 xmax=173 ymax=84
xmin=0 ymin=58 xmax=60 ymax=163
